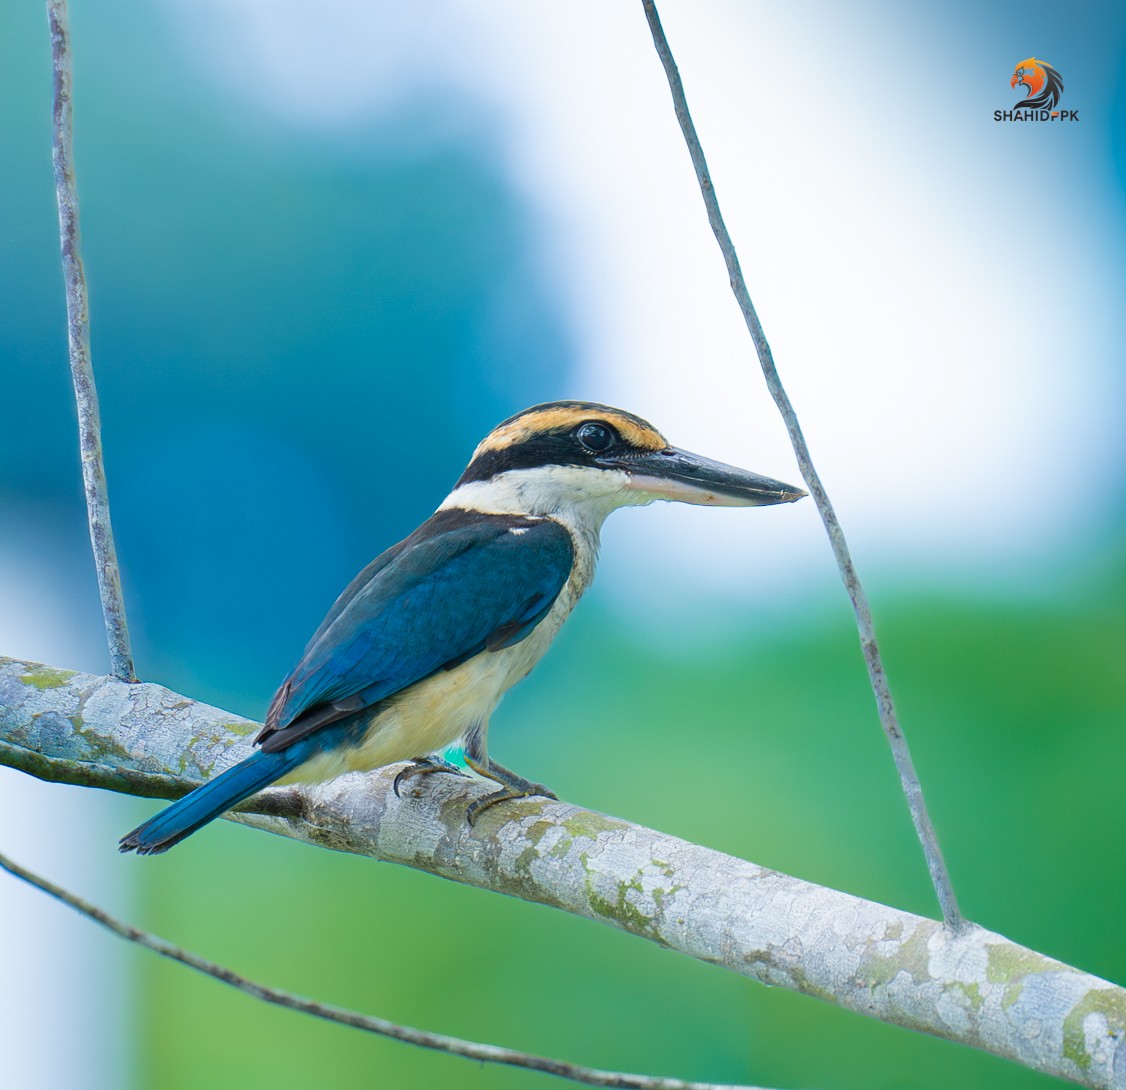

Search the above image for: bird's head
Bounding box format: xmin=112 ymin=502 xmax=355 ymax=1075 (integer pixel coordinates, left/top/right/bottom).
xmin=1011 ymin=58 xmax=1047 ymax=96
xmin=445 ymin=401 xmax=806 ymax=524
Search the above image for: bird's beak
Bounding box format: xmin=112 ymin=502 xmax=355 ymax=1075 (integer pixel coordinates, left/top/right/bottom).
xmin=623 ymin=446 xmax=807 ymax=507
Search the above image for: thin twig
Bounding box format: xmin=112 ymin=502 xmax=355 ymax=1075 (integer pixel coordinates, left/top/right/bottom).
xmin=0 ymin=849 xmax=764 ymax=1090
xmin=639 ymin=0 xmax=961 ymax=931
xmin=47 ymin=0 xmax=135 ymax=682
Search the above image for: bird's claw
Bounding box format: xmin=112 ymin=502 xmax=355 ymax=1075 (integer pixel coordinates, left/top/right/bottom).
xmin=392 ymin=755 xmax=466 ymax=798
xmin=465 ymin=778 xmax=557 ymax=826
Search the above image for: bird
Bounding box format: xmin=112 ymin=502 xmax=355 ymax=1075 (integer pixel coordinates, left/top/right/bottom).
xmin=1009 ymin=57 xmax=1063 ymax=111
xmin=120 ymin=400 xmax=805 ymax=854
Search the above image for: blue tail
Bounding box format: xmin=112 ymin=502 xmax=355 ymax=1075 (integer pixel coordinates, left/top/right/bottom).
xmin=119 ymin=747 xmax=304 ymax=855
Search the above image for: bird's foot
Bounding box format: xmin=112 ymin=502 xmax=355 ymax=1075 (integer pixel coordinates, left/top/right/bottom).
xmin=392 ymin=755 xmax=467 ymax=798
xmin=463 ymin=757 xmax=557 ymax=826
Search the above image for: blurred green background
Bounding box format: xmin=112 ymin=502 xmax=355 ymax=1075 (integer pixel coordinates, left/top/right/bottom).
xmin=2 ymin=2 xmax=1124 ymax=1090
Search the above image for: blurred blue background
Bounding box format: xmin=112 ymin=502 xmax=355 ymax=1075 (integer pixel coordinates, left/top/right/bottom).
xmin=2 ymin=2 xmax=1124 ymax=1089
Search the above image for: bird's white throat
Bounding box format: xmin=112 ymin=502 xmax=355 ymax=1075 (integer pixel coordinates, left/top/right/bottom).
xmin=440 ymin=464 xmax=644 ymax=528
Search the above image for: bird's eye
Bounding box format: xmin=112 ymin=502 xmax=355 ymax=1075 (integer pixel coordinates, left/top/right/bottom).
xmin=576 ymin=421 xmax=616 ymax=453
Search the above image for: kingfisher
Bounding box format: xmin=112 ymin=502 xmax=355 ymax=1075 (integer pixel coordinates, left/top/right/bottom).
xmin=120 ymin=401 xmax=805 ymax=854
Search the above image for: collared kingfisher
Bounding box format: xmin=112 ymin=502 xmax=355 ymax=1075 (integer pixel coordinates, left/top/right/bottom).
xmin=120 ymin=401 xmax=804 ymax=853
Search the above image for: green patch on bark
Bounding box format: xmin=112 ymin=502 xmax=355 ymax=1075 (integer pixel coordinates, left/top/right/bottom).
xmin=581 ymin=854 xmax=662 ymax=942
xmin=515 ymin=819 xmax=560 ymax=872
xmin=19 ymin=666 xmax=76 ymax=690
xmin=863 ymin=921 xmax=936 ymax=989
xmin=985 ymin=944 xmax=1059 ymax=1010
xmin=217 ymin=720 xmax=258 ymax=741
xmin=562 ymin=811 xmax=630 ymax=840
xmin=178 ymin=722 xmax=259 ymax=776
xmin=951 ymin=980 xmax=984 ymax=1013
xmin=789 ymin=965 xmax=835 ymax=1003
xmin=1062 ymin=988 xmax=1126 ymax=1071
xmin=548 ymin=837 xmax=574 ymax=859
xmin=651 ymin=881 xmax=684 ymax=909
xmin=514 ymin=811 xmax=629 ymax=875
xmin=71 ymin=716 xmax=134 ymax=764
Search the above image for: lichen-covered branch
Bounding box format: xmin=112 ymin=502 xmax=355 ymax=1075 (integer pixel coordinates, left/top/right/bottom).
xmin=1 ymin=656 xmax=1123 ymax=1088
xmin=47 ymin=0 xmax=135 ymax=682
xmin=638 ymin=0 xmax=960 ymax=932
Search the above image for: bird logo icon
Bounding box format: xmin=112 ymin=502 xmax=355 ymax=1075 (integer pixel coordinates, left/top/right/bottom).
xmin=1010 ymin=58 xmax=1064 ymax=111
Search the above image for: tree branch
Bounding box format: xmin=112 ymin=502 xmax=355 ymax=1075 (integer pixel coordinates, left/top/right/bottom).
xmin=637 ymin=0 xmax=961 ymax=932
xmin=0 ymin=849 xmax=755 ymax=1090
xmin=47 ymin=0 xmax=135 ymax=682
xmin=2 ymin=655 xmax=1123 ymax=1089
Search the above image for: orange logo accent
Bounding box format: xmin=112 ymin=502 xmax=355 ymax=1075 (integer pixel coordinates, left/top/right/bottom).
xmin=1010 ymin=58 xmax=1064 ymax=110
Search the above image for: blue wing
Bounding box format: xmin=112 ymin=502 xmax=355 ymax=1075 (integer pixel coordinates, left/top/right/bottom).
xmin=119 ymin=509 xmax=572 ymax=854
xmin=257 ymin=510 xmax=574 ymax=753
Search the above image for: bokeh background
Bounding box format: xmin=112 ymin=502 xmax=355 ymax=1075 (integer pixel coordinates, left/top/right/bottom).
xmin=2 ymin=1 xmax=1125 ymax=1088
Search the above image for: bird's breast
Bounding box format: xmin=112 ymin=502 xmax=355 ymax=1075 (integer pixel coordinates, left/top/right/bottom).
xmin=285 ymin=516 xmax=599 ymax=785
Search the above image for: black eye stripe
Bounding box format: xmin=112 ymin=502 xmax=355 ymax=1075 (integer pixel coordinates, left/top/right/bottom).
xmin=457 ymin=423 xmax=631 ymax=486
